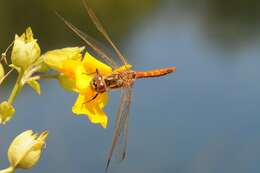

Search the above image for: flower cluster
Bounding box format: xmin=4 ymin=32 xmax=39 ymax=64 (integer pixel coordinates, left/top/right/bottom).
xmin=0 ymin=27 xmax=49 ymax=173
xmin=0 ymin=27 xmax=47 ymax=124
xmin=1 ymin=26 xmax=132 ymax=129
xmin=43 ymin=49 xmax=113 ymax=128
xmin=0 ymin=26 xmax=132 ymax=173
xmin=43 ymin=47 xmax=132 ymax=128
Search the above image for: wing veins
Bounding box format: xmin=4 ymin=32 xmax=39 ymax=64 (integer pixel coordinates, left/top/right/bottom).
xmin=82 ymin=0 xmax=128 ymax=65
xmin=106 ymin=88 xmax=132 ymax=171
xmin=55 ymin=12 xmax=117 ymax=69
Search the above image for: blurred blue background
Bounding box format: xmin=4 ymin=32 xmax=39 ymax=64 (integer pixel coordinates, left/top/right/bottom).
xmin=1 ymin=0 xmax=260 ymax=173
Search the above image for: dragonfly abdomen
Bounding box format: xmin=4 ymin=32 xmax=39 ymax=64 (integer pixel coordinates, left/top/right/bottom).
xmin=135 ymin=67 xmax=176 ymax=79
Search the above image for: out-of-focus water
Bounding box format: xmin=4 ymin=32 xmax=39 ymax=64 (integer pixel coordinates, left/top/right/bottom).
xmin=1 ymin=0 xmax=260 ymax=173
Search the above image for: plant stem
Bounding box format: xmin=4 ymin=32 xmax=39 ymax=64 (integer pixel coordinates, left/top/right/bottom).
xmin=0 ymin=166 xmax=15 ymax=173
xmin=8 ymin=70 xmax=24 ymax=104
xmin=38 ymin=73 xmax=59 ymax=80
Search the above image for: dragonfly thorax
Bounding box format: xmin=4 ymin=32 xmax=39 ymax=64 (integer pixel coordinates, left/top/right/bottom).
xmin=104 ymin=70 xmax=136 ymax=90
xmin=91 ymin=70 xmax=135 ymax=93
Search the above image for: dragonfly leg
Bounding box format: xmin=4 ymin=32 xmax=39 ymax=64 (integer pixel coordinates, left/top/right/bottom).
xmin=82 ymin=68 xmax=99 ymax=76
xmin=85 ymin=93 xmax=99 ymax=103
xmin=83 ymin=71 xmax=96 ymax=75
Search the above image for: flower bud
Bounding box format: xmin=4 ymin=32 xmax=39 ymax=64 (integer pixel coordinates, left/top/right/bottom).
xmin=0 ymin=63 xmax=4 ymax=81
xmin=0 ymin=101 xmax=15 ymax=124
xmin=11 ymin=27 xmax=41 ymax=70
xmin=8 ymin=130 xmax=48 ymax=169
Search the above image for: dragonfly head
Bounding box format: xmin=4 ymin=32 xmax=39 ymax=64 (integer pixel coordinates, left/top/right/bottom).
xmin=91 ymin=69 xmax=107 ymax=93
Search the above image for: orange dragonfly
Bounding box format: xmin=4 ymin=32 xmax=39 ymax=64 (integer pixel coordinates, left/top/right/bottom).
xmin=56 ymin=0 xmax=176 ymax=170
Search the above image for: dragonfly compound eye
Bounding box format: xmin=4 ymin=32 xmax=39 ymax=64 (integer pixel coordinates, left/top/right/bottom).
xmin=92 ymin=80 xmax=97 ymax=87
xmin=91 ymin=75 xmax=107 ymax=93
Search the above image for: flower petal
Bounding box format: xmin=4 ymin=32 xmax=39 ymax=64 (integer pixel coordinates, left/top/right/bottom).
xmin=43 ymin=47 xmax=84 ymax=72
xmin=98 ymin=92 xmax=108 ymax=108
xmin=61 ymin=59 xmax=81 ymax=79
xmin=75 ymin=64 xmax=92 ymax=94
xmin=58 ymin=74 xmax=78 ymax=92
xmin=72 ymin=93 xmax=109 ymax=128
xmin=82 ymin=52 xmax=112 ymax=76
xmin=114 ymin=64 xmax=132 ymax=72
xmin=87 ymin=107 xmax=108 ymax=128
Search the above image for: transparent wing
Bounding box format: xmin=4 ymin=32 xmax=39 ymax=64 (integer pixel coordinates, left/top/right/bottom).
xmin=106 ymin=87 xmax=133 ymax=171
xmin=114 ymin=109 xmax=129 ymax=162
xmin=82 ymin=0 xmax=128 ymax=65
xmin=55 ymin=12 xmax=118 ymax=69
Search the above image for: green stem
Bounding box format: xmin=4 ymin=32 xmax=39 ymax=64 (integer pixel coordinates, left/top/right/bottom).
xmin=38 ymin=73 xmax=59 ymax=80
xmin=8 ymin=70 xmax=24 ymax=104
xmin=0 ymin=166 xmax=15 ymax=173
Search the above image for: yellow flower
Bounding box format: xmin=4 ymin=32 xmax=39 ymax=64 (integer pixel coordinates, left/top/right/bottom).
xmin=44 ymin=48 xmax=132 ymax=128
xmin=11 ymin=27 xmax=41 ymax=70
xmin=7 ymin=130 xmax=48 ymax=170
xmin=42 ymin=47 xmax=84 ymax=91
xmin=44 ymin=49 xmax=111 ymax=128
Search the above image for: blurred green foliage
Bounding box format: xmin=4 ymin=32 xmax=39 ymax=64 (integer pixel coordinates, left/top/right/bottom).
xmin=0 ymin=0 xmax=161 ymax=52
xmin=0 ymin=0 xmax=259 ymax=64
xmin=204 ymin=0 xmax=260 ymax=47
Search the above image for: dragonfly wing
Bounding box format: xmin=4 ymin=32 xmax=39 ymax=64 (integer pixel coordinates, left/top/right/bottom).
xmin=106 ymin=87 xmax=133 ymax=171
xmin=114 ymin=98 xmax=130 ymax=162
xmin=82 ymin=0 xmax=128 ymax=65
xmin=55 ymin=12 xmax=118 ymax=69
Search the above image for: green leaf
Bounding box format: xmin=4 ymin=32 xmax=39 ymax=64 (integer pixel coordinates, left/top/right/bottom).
xmin=27 ymin=80 xmax=41 ymax=95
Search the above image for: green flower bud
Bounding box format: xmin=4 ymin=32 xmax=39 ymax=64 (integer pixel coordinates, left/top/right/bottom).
xmin=8 ymin=130 xmax=48 ymax=169
xmin=11 ymin=27 xmax=41 ymax=70
xmin=0 ymin=101 xmax=15 ymax=124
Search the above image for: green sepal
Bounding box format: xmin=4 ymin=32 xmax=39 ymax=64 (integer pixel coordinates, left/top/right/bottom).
xmin=27 ymin=80 xmax=41 ymax=95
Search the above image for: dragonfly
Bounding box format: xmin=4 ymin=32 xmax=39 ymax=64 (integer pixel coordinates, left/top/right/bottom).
xmin=56 ymin=0 xmax=176 ymax=171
